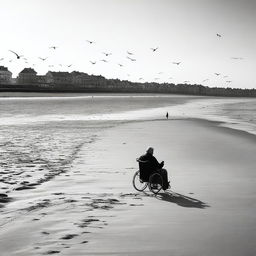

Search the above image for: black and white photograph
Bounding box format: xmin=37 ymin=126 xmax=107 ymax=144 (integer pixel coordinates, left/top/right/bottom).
xmin=0 ymin=0 xmax=256 ymax=255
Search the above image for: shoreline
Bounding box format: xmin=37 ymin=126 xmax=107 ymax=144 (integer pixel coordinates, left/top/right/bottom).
xmin=1 ymin=93 xmax=255 ymax=138
xmin=0 ymin=91 xmax=205 ymax=98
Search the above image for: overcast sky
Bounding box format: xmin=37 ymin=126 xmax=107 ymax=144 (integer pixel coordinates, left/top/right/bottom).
xmin=0 ymin=0 xmax=255 ymax=89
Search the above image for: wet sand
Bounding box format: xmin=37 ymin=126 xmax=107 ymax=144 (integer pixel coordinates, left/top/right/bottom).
xmin=0 ymin=119 xmax=256 ymax=256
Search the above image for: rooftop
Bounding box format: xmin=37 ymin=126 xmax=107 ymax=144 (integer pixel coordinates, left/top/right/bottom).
xmin=0 ymin=66 xmax=11 ymax=72
xmin=19 ymin=68 xmax=37 ymax=74
xmin=46 ymin=71 xmax=71 ymax=77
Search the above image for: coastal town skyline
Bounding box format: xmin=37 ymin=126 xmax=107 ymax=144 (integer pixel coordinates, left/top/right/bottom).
xmin=0 ymin=0 xmax=256 ymax=89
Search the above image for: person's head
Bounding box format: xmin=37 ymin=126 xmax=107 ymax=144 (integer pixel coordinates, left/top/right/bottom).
xmin=146 ymin=147 xmax=154 ymax=155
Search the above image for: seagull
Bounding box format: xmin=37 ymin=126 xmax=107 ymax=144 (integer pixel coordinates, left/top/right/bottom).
xmin=231 ymin=57 xmax=243 ymax=60
xmin=127 ymin=56 xmax=136 ymax=61
xmin=151 ymin=47 xmax=158 ymax=52
xmin=127 ymin=51 xmax=134 ymax=55
xmin=216 ymin=33 xmax=222 ymax=37
xmin=9 ymin=50 xmax=23 ymax=59
xmin=172 ymin=62 xmax=181 ymax=65
xmin=49 ymin=46 xmax=58 ymax=50
xmin=39 ymin=57 xmax=48 ymax=61
xmin=86 ymin=40 xmax=95 ymax=44
xmin=214 ymin=73 xmax=221 ymax=76
xmin=90 ymin=61 xmax=96 ymax=65
xmin=100 ymin=59 xmax=108 ymax=63
xmin=102 ymin=52 xmax=112 ymax=57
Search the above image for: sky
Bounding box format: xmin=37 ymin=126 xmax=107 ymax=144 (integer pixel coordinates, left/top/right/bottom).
xmin=0 ymin=0 xmax=256 ymax=89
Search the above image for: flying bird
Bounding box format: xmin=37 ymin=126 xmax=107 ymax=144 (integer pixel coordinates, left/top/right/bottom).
xmin=118 ymin=63 xmax=123 ymax=67
xmin=151 ymin=47 xmax=158 ymax=52
xmin=231 ymin=57 xmax=243 ymax=60
xmin=172 ymin=62 xmax=181 ymax=65
xmin=9 ymin=50 xmax=23 ymax=59
xmin=183 ymin=80 xmax=190 ymax=83
xmin=127 ymin=56 xmax=136 ymax=61
xmin=102 ymin=52 xmax=112 ymax=57
xmin=0 ymin=58 xmax=4 ymax=61
xmin=223 ymin=75 xmax=228 ymax=78
xmin=202 ymin=79 xmax=209 ymax=82
xmin=214 ymin=73 xmax=221 ymax=76
xmin=169 ymin=77 xmax=173 ymax=79
xmin=67 ymin=64 xmax=72 ymax=67
xmin=226 ymin=80 xmax=232 ymax=83
xmin=154 ymin=78 xmax=160 ymax=80
xmin=86 ymin=40 xmax=95 ymax=44
xmin=216 ymin=33 xmax=222 ymax=37
xmin=139 ymin=78 xmax=144 ymax=80
xmin=127 ymin=51 xmax=134 ymax=55
xmin=100 ymin=59 xmax=108 ymax=63
xmin=90 ymin=61 xmax=96 ymax=65
xmin=39 ymin=57 xmax=48 ymax=61
xmin=49 ymin=46 xmax=58 ymax=50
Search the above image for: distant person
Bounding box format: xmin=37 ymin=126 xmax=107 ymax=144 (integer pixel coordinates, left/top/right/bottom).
xmin=139 ymin=147 xmax=170 ymax=190
xmin=166 ymin=112 xmax=169 ymax=119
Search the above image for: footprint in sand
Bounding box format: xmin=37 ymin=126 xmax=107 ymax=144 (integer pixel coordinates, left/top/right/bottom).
xmin=43 ymin=250 xmax=60 ymax=254
xmin=61 ymin=234 xmax=78 ymax=240
xmin=41 ymin=231 xmax=50 ymax=235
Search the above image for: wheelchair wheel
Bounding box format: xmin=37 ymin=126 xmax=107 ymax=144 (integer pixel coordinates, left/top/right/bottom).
xmin=149 ymin=173 xmax=163 ymax=194
xmin=132 ymin=170 xmax=148 ymax=192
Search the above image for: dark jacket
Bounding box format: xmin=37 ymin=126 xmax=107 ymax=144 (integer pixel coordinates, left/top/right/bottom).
xmin=138 ymin=153 xmax=163 ymax=181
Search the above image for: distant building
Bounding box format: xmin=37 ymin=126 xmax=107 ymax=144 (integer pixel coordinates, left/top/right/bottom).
xmin=71 ymin=71 xmax=99 ymax=88
xmin=17 ymin=68 xmax=37 ymax=84
xmin=36 ymin=75 xmax=49 ymax=88
xmin=0 ymin=66 xmax=12 ymax=84
xmin=46 ymin=71 xmax=72 ymax=86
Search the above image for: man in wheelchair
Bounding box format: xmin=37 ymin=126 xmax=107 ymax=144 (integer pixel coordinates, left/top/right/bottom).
xmin=138 ymin=147 xmax=170 ymax=190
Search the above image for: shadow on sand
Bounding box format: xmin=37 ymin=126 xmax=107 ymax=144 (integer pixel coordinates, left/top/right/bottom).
xmin=156 ymin=191 xmax=209 ymax=209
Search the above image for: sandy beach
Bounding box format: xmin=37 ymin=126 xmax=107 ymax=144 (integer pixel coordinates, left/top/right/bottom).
xmin=1 ymin=117 xmax=256 ymax=256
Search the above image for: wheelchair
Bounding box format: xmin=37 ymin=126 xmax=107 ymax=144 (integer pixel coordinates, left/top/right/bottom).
xmin=132 ymin=158 xmax=164 ymax=194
